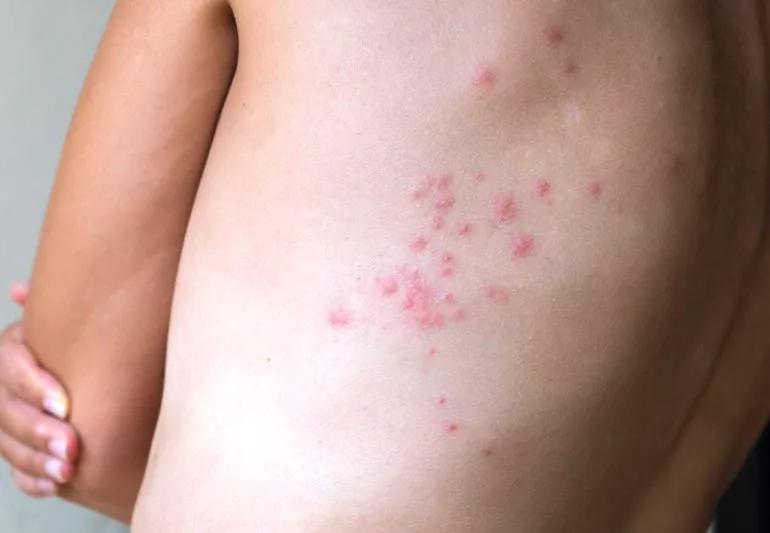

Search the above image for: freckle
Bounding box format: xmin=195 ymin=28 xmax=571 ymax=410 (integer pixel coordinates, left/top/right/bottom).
xmin=511 ymin=234 xmax=535 ymax=258
xmin=473 ymin=65 xmax=497 ymax=88
xmin=328 ymin=307 xmax=352 ymax=328
xmin=474 ymin=171 xmax=486 ymax=183
xmin=587 ymin=182 xmax=603 ymax=199
xmin=445 ymin=422 xmax=460 ymax=433
xmin=431 ymin=216 xmax=445 ymax=231
xmin=455 ymin=222 xmax=472 ymax=236
xmin=410 ymin=236 xmax=429 ymax=252
xmin=484 ymin=285 xmax=511 ymax=303
xmin=536 ymin=179 xmax=552 ymax=198
xmin=546 ymin=26 xmax=565 ymax=45
xmin=493 ymin=193 xmax=516 ymax=223
xmin=438 ymin=396 xmax=447 ymax=405
xmin=376 ymin=276 xmax=399 ymax=296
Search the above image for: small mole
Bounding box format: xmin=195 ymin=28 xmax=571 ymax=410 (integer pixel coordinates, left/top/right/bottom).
xmin=473 ymin=65 xmax=497 ymax=88
xmin=493 ymin=193 xmax=517 ymax=223
xmin=410 ymin=236 xmax=429 ymax=252
xmin=588 ymin=181 xmax=603 ymax=199
xmin=328 ymin=307 xmax=352 ymax=328
xmin=511 ymin=234 xmax=535 ymax=258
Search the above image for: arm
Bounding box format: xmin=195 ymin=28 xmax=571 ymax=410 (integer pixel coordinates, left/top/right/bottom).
xmin=22 ymin=0 xmax=237 ymax=522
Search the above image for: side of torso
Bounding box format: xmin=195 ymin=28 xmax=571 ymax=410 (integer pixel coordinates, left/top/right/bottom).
xmin=132 ymin=2 xmax=767 ymax=531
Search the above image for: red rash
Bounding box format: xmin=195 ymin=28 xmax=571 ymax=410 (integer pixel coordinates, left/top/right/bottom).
xmin=546 ymin=26 xmax=565 ymax=45
xmin=440 ymin=252 xmax=455 ymax=277
xmin=511 ymin=234 xmax=535 ymax=258
xmin=445 ymin=422 xmax=460 ymax=433
xmin=400 ymin=268 xmax=446 ymax=328
xmin=484 ymin=285 xmax=511 ymax=304
xmin=432 ymin=216 xmax=445 ymax=230
xmin=455 ymin=222 xmax=472 ymax=236
xmin=588 ymin=182 xmax=603 ymax=199
xmin=473 ymin=65 xmax=497 ymax=88
xmin=328 ymin=307 xmax=352 ymax=328
xmin=410 ymin=236 xmax=429 ymax=252
xmin=483 ymin=447 xmax=493 ymax=457
xmin=535 ymin=179 xmax=551 ymax=198
xmin=376 ymin=276 xmax=399 ymax=296
xmin=474 ymin=171 xmax=486 ymax=182
xmin=493 ymin=193 xmax=516 ymax=223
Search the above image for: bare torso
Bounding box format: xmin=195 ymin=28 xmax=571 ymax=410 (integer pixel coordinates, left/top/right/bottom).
xmin=131 ymin=1 xmax=767 ymax=531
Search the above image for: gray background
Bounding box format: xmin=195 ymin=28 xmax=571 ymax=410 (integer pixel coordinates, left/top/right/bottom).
xmin=1 ymin=1 xmax=126 ymax=531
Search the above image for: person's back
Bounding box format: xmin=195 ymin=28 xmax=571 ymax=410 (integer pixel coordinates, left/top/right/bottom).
xmin=124 ymin=1 xmax=767 ymax=531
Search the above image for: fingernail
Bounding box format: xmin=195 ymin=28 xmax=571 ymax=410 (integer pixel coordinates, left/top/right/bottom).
xmin=34 ymin=478 xmax=57 ymax=495
xmin=48 ymin=438 xmax=68 ymax=461
xmin=44 ymin=458 xmax=66 ymax=483
xmin=42 ymin=395 xmax=68 ymax=420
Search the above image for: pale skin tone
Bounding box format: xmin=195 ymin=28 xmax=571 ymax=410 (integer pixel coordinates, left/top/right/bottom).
xmin=1 ymin=0 xmax=769 ymax=531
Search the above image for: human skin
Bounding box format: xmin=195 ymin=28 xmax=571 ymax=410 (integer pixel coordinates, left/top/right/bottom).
xmin=19 ymin=0 xmax=770 ymax=531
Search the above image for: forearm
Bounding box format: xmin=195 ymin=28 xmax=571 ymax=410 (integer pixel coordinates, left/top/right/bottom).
xmin=22 ymin=0 xmax=237 ymax=522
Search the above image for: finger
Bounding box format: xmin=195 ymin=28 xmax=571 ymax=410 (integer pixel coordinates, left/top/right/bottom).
xmin=0 ymin=341 xmax=69 ymax=420
xmin=0 ymin=396 xmax=79 ymax=462
xmin=0 ymin=431 xmax=74 ymax=483
xmin=9 ymin=467 xmax=58 ymax=498
xmin=8 ymin=282 xmax=29 ymax=306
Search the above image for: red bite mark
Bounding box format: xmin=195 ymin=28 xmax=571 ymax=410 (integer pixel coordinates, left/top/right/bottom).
xmin=484 ymin=285 xmax=511 ymax=304
xmin=438 ymin=396 xmax=447 ymax=405
xmin=410 ymin=236 xmax=429 ymax=252
xmin=455 ymin=222 xmax=472 ymax=236
xmin=328 ymin=307 xmax=351 ymax=328
xmin=431 ymin=216 xmax=445 ymax=231
xmin=483 ymin=447 xmax=493 ymax=457
xmin=376 ymin=276 xmax=399 ymax=296
xmin=588 ymin=181 xmax=603 ymax=199
xmin=445 ymin=422 xmax=460 ymax=433
xmin=473 ymin=65 xmax=497 ymax=88
xmin=536 ymin=179 xmax=552 ymax=198
xmin=546 ymin=26 xmax=565 ymax=45
xmin=474 ymin=171 xmax=486 ymax=183
xmin=400 ymin=269 xmax=445 ymax=328
xmin=511 ymin=234 xmax=535 ymax=258
xmin=493 ymin=193 xmax=517 ymax=223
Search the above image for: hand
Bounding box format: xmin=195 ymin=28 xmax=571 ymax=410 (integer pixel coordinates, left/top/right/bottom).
xmin=0 ymin=282 xmax=79 ymax=497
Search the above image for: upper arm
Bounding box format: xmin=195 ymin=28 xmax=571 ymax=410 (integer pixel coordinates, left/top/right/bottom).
xmin=22 ymin=0 xmax=237 ymax=521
